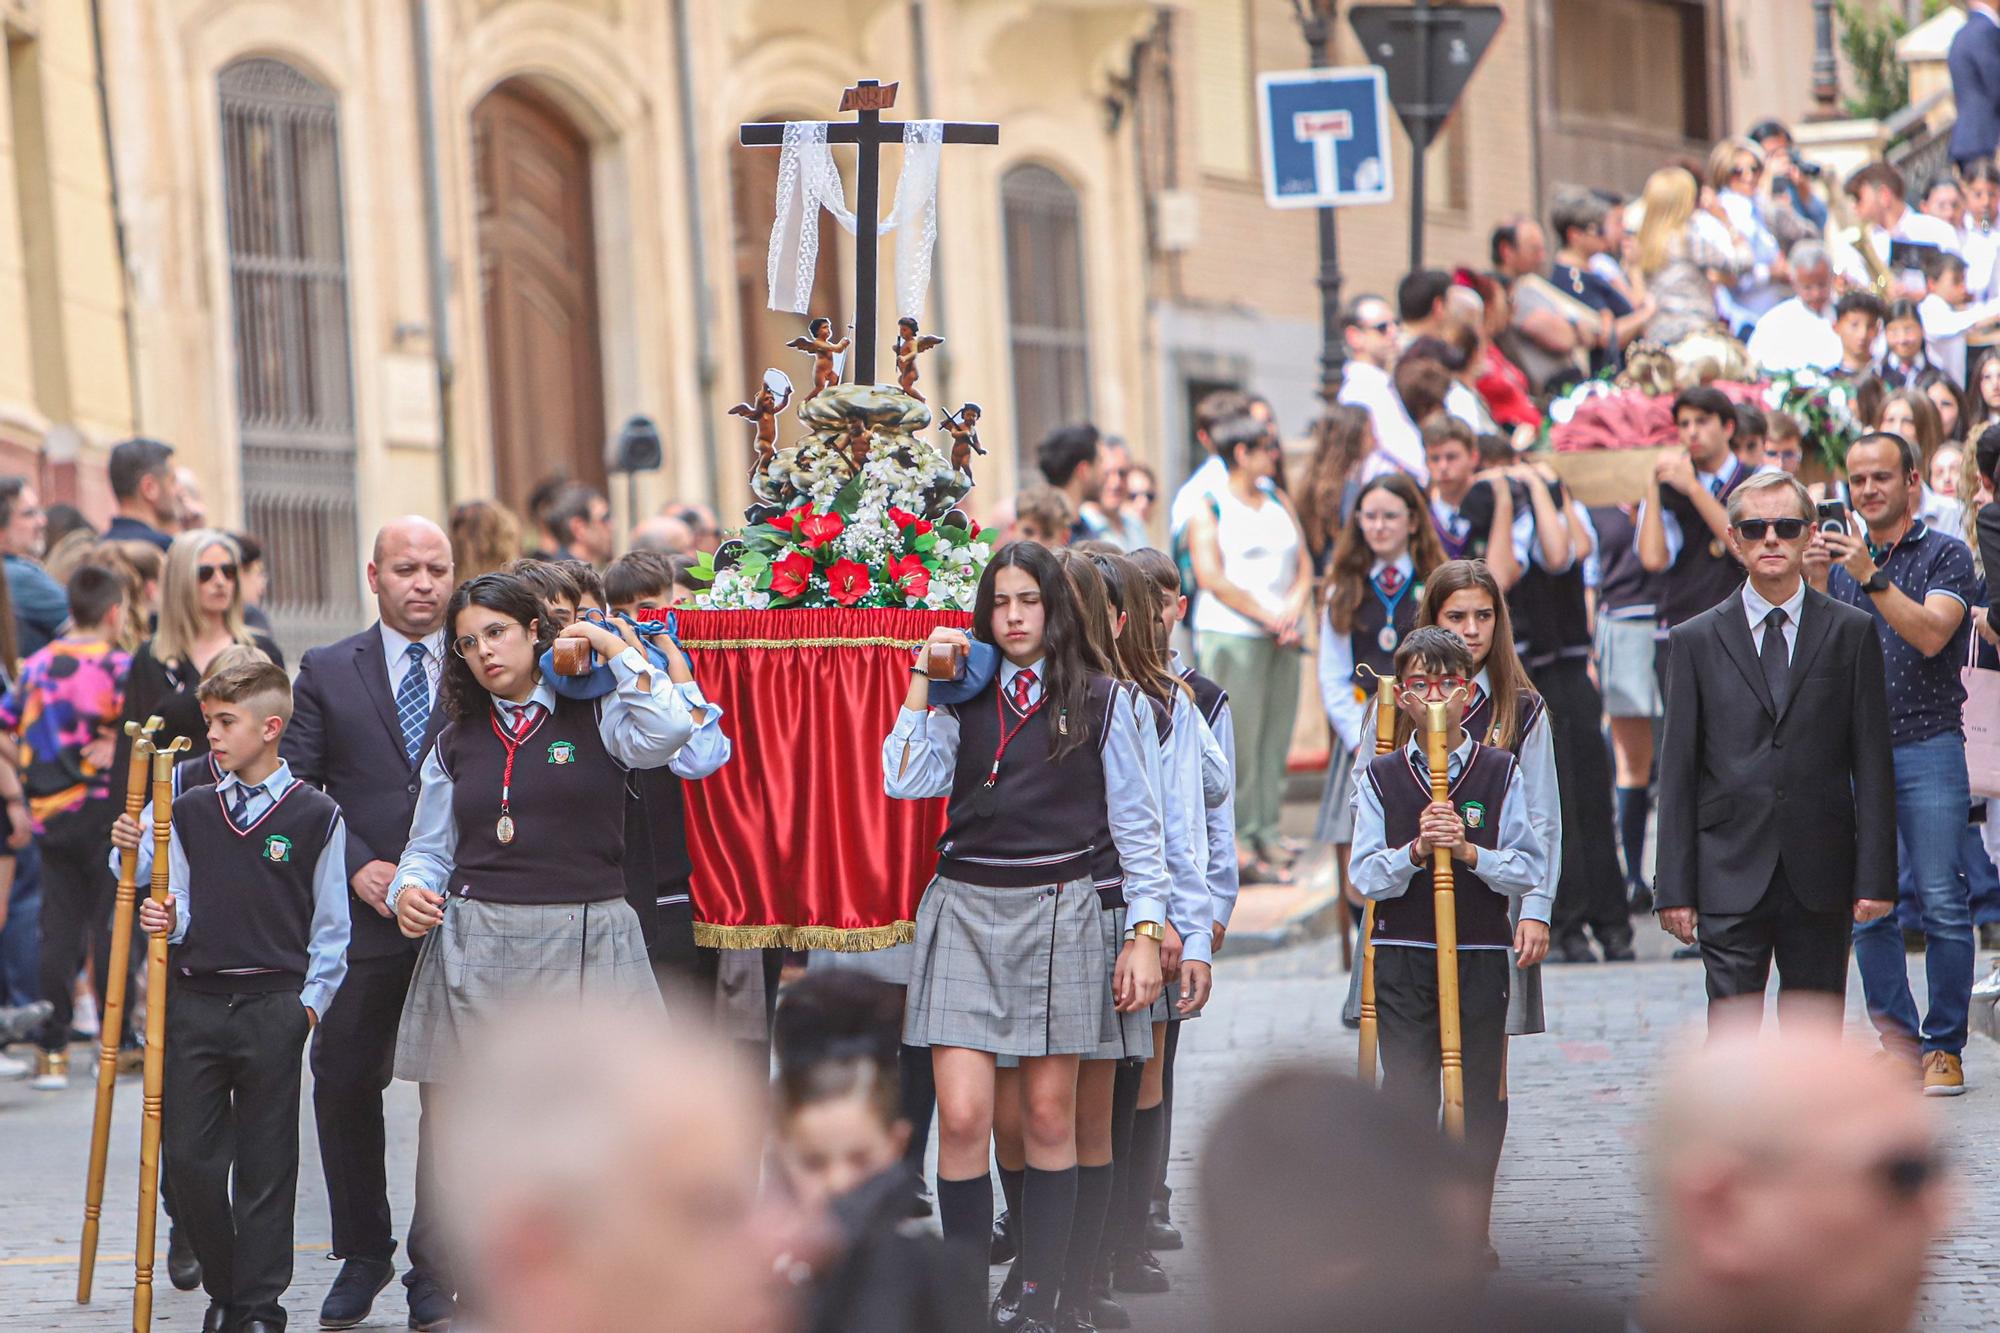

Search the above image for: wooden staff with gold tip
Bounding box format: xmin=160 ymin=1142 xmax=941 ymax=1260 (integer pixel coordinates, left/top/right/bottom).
xmin=76 ymin=717 xmax=162 ymax=1303
xmin=1356 ymin=676 xmax=1396 ymax=1083
xmin=1427 ymin=699 xmax=1466 ymax=1139
xmin=133 ymin=734 xmax=188 ymax=1333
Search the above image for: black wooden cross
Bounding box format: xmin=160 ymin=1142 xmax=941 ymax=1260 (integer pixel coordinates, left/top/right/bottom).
xmin=739 ymin=80 xmax=998 ymax=386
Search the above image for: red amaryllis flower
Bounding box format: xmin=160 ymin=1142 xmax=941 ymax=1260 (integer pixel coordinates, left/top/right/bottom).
xmin=826 ymin=558 xmax=871 ymax=605
xmin=769 ymin=550 xmax=815 ymax=600
xmin=767 ymin=503 xmax=813 ymax=534
xmin=799 ymin=511 xmax=846 ymax=548
xmin=913 ymin=518 xmax=933 ymax=536
xmin=887 ymin=553 xmax=931 ymax=601
xmin=888 ymin=506 xmax=919 ymax=529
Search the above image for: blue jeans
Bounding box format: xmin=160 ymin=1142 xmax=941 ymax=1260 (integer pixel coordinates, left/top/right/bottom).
xmin=1854 ymin=734 xmax=1975 ymax=1056
xmin=0 ymin=843 xmax=41 ymax=1007
xmin=1892 ymin=820 xmax=2000 ymax=930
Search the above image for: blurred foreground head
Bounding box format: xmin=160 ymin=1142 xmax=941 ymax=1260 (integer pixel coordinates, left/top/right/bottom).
xmin=1200 ymin=1067 xmax=1616 ymax=1332
xmin=1641 ymin=1009 xmax=1948 ymax=1333
xmin=439 ymin=1004 xmax=799 ymax=1333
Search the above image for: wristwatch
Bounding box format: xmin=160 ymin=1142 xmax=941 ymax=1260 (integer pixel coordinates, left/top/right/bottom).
xmin=1131 ymin=920 xmax=1165 ymax=942
xmin=1862 ymin=570 xmax=1892 ymax=594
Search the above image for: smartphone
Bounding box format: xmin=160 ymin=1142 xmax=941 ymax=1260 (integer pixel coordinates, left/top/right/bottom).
xmin=1816 ymin=499 xmax=1849 ymax=536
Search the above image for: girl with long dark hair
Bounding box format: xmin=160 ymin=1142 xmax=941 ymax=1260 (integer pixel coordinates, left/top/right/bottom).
xmin=886 ymin=541 xmax=1168 ymax=1332
xmin=1315 ymin=473 xmax=1447 ymax=901
xmin=390 ymin=572 xmax=700 ymax=1085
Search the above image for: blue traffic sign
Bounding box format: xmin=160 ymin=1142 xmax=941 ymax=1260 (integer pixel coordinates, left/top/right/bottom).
xmin=1255 ymin=67 xmax=1393 ymax=210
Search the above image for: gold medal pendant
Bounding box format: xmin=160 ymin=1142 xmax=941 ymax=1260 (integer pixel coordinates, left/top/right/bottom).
xmin=497 ymin=814 xmax=516 ymax=844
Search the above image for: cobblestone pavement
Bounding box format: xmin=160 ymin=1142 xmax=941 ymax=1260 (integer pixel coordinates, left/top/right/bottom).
xmin=3 ymin=927 xmax=1994 ymax=1331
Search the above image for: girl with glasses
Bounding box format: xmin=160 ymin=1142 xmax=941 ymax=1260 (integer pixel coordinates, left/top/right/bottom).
xmin=388 ymin=570 xmax=699 ymax=1082
xmin=119 ymin=528 xmax=282 ymax=770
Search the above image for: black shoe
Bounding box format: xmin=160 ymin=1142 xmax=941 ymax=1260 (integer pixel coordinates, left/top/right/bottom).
xmin=1144 ymin=1203 xmax=1182 ymax=1252
xmin=202 ymin=1303 xmax=230 ymax=1333
xmin=0 ymin=999 xmax=52 ymax=1045
xmin=168 ymin=1224 xmax=203 ymax=1292
xmin=1628 ymin=883 xmax=1654 ymax=916
xmin=1554 ymin=934 xmax=1598 ymax=964
xmin=406 ymin=1280 xmax=456 ymax=1331
xmin=1054 ymin=1306 xmax=1100 ymax=1333
xmin=990 ymin=1290 xmax=1026 ymax=1332
xmin=1089 ymin=1290 xmax=1131 ymax=1329
xmin=240 ymin=1322 xmax=283 ymax=1333
xmin=1111 ymin=1249 xmax=1169 ymax=1295
xmin=1599 ymin=934 xmax=1637 ymax=963
xmin=1670 ymin=944 xmax=1702 ymax=960
xmin=320 ymin=1256 xmax=395 ymax=1329
xmin=990 ymin=1208 xmax=1016 ymax=1264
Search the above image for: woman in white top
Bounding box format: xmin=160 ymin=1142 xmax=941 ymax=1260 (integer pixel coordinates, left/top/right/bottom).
xmin=1186 ymin=412 xmax=1311 ymax=882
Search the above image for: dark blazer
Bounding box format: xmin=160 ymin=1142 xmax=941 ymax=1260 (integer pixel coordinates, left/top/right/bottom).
xmin=1978 ymin=501 xmax=2000 ymax=608
xmin=282 ymin=623 xmax=444 ymax=960
xmin=1655 ymin=585 xmax=1895 ymax=917
xmin=1951 ymin=9 xmax=2000 ymax=163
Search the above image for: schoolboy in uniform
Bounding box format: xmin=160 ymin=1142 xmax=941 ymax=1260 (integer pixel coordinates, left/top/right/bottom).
xmin=120 ymin=661 xmax=351 ymax=1333
xmin=1349 ymin=627 xmax=1547 ymax=1256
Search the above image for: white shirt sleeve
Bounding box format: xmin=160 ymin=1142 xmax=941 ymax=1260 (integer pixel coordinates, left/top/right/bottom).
xmin=1318 ymin=608 xmax=1367 ymax=754
xmin=302 ymin=818 xmax=352 ymax=1017
xmin=1515 ymin=714 xmax=1561 ymax=926
xmin=1103 ymin=690 xmax=1170 ymax=932
xmin=164 ymin=817 xmax=191 ymax=944
xmin=666 ymin=681 xmax=732 ymax=779
xmin=1203 ymin=703 xmax=1241 ymax=928
xmin=597 ymin=648 xmax=695 ymax=767
xmin=1166 ymin=697 xmax=1215 ymax=965
xmin=883 ymin=705 xmax=958 ymax=800
xmin=389 ymin=747 xmax=457 ymax=911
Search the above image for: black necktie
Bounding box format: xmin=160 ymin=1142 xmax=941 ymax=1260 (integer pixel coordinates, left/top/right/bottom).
xmin=1761 ymin=607 xmax=1790 ymax=712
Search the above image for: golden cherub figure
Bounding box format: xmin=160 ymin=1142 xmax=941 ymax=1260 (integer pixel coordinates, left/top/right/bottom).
xmin=843 ymin=416 xmax=875 ymax=473
xmin=941 ymin=403 xmax=986 ymax=476
xmin=894 ymin=316 xmax=945 ymax=402
xmin=785 ymin=317 xmax=852 ymax=401
xmin=727 ymin=372 xmax=793 ymax=477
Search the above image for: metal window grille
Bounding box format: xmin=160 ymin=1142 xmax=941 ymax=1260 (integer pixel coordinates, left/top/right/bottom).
xmin=218 ymin=58 xmax=362 ymax=656
xmin=1001 ymin=165 xmax=1092 ymax=465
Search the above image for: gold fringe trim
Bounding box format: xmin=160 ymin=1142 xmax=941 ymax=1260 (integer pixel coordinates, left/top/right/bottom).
xmin=692 ymin=920 xmax=915 ymax=951
xmin=679 ymin=635 xmax=929 ymax=650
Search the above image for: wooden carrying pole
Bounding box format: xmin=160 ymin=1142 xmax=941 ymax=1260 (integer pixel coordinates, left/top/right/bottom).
xmin=133 ymin=736 xmax=187 ymax=1333
xmin=1356 ymin=677 xmax=1397 ymax=1083
xmin=77 ymin=718 xmax=161 ymax=1303
xmin=1427 ymin=700 xmax=1466 ymax=1139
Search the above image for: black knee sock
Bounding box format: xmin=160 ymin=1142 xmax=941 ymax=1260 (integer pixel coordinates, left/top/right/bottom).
xmin=1018 ymin=1166 xmax=1078 ymax=1318
xmin=1121 ymin=1104 xmax=1167 ymax=1256
xmin=1060 ymin=1164 xmax=1115 ymax=1312
xmin=936 ymin=1174 xmax=993 ymax=1250
xmin=1154 ymin=1023 xmax=1181 ymax=1207
xmin=1615 ymin=786 xmax=1650 ymax=891
xmin=898 ymin=1044 xmax=935 ymax=1178
xmin=1101 ymin=1062 xmax=1142 ymax=1269
xmin=998 ymin=1164 xmax=1025 ymax=1235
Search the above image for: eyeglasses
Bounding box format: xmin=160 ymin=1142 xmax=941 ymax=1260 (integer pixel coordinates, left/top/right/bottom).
xmin=1129 ymin=489 xmax=1156 ymax=503
xmin=1871 ymin=1148 xmax=1944 ymax=1203
xmin=1365 ymin=320 xmax=1398 ymax=335
xmin=1733 ymin=518 xmax=1809 ymax=541
xmin=451 ymin=621 xmax=524 ymax=658
xmin=1399 ymin=674 xmax=1469 ymax=701
xmin=196 ymin=562 xmax=239 ymax=585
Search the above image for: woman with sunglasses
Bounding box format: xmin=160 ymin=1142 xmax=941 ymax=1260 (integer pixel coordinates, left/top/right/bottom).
xmin=388 ymin=573 xmax=697 ymax=1088
xmin=119 ymin=529 xmax=282 ymax=762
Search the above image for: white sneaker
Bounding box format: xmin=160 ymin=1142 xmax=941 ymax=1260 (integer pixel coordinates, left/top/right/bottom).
xmin=71 ymin=991 xmax=98 ymax=1040
xmin=0 ymin=1052 xmax=30 ymax=1078
xmin=29 ymin=1049 xmax=68 ymax=1090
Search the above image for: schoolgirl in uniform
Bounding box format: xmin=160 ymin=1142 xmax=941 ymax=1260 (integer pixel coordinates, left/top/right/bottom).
xmin=887 ymin=542 xmax=1168 ymax=1333
xmin=1087 ymin=549 xmax=1220 ymax=1305
xmin=390 ymin=573 xmax=697 ymax=1073
xmin=1316 ymin=475 xmax=1447 ymax=905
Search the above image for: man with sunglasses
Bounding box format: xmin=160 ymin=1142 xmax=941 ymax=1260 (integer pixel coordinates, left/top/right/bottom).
xmin=1636 ymin=1024 xmax=1948 ymax=1333
xmin=1816 ymin=431 xmax=1981 ymax=1096
xmin=1656 ymin=470 xmax=1896 ymax=1023
xmin=1334 ymin=294 xmax=1426 ymax=480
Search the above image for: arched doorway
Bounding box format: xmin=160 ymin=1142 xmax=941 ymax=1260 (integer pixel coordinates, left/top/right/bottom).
xmin=473 ymin=80 xmax=607 ymax=509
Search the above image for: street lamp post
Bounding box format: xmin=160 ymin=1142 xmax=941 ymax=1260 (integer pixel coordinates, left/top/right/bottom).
xmin=1293 ymin=0 xmax=1348 ymax=405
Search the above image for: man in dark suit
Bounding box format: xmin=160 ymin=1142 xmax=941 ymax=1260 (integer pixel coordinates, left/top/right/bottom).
xmin=1655 ymin=472 xmax=1896 ymax=1017
xmin=283 ymin=517 xmax=453 ymax=1330
xmin=1950 ymin=2 xmax=2000 ymax=176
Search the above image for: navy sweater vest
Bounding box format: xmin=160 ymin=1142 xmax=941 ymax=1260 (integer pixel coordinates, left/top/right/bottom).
xmin=1364 ymin=743 xmax=1517 ymax=949
xmin=171 ymin=781 xmax=340 ymax=993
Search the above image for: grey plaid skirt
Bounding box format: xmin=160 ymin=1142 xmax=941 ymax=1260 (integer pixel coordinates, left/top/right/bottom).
xmin=904 ymin=873 xmax=1103 ymax=1058
xmin=394 ymin=895 xmax=663 ymax=1084
xmin=1003 ymin=906 xmax=1154 ymax=1068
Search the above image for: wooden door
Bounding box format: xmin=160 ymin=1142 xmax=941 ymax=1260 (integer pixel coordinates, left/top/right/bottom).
xmin=474 ymin=81 xmax=607 ymax=508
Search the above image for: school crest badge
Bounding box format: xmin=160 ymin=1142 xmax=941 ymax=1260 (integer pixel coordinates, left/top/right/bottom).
xmin=263 ymin=834 xmax=292 ymax=863
xmin=1461 ymin=801 xmax=1486 ymax=831
xmin=547 ymin=741 xmax=577 ymax=765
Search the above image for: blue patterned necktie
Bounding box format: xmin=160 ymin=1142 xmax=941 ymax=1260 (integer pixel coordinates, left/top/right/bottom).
xmin=229 ymin=782 xmax=260 ymax=829
xmin=396 ymin=641 xmax=432 ymax=765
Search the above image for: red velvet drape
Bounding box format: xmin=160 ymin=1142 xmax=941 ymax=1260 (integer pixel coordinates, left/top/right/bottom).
xmin=669 ymin=607 xmax=973 ymax=949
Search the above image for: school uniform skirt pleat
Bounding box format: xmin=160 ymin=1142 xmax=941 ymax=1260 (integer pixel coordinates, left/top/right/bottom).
xmin=904 ymin=872 xmax=1103 ymax=1058
xmin=1000 ymin=905 xmax=1154 ymax=1068
xmin=395 ymin=895 xmax=663 ymax=1084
